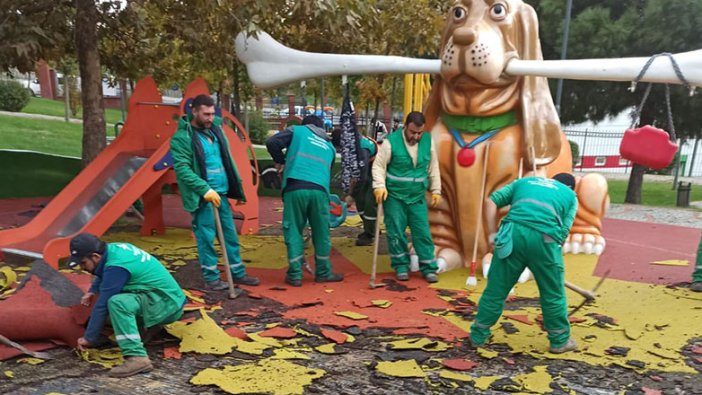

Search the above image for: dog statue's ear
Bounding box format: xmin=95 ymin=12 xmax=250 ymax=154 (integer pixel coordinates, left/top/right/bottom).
xmin=423 ymin=76 xmax=443 ymax=131
xmin=515 ymin=3 xmax=562 ymax=168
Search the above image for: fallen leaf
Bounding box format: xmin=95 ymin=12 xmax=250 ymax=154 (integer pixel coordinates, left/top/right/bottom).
xmin=163 ymin=347 xmax=182 ymax=359
xmin=225 ymin=326 xmax=249 ymax=340
xmin=334 ymin=311 xmax=368 ymax=320
xmin=191 ymin=359 xmax=324 ymax=395
xmin=439 ymin=370 xmax=473 ymax=382
xmin=376 ymin=360 xmax=425 ymax=378
xmin=16 ymin=357 xmax=45 ymax=365
xmin=650 ymin=260 xmax=689 ymax=266
xmin=315 ymin=343 xmax=339 ymax=354
xmin=321 ymin=329 xmax=351 ymax=344
xmin=0 ymin=267 xmax=17 ymax=291
xmin=442 ymin=359 xmax=478 ymax=371
xmin=271 ymin=349 xmax=310 ymax=360
xmin=372 ymin=300 xmax=393 ymax=309
xmin=258 ymin=327 xmax=297 ymax=339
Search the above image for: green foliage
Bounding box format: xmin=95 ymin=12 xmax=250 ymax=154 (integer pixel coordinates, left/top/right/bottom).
xmin=607 ymin=179 xmax=702 ymax=208
xmin=0 ymin=114 xmax=82 ymax=157
xmin=246 ymin=110 xmax=272 ymax=144
xmin=0 ymin=80 xmax=31 ymax=112
xmin=568 ymin=140 xmax=580 ymax=167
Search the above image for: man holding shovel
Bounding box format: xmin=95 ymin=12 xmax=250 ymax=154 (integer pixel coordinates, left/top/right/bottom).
xmin=171 ymin=94 xmax=259 ymax=290
xmin=470 ymin=173 xmax=578 ymax=353
xmin=372 ymin=111 xmax=442 ymax=283
xmin=266 ymin=115 xmax=344 ymax=287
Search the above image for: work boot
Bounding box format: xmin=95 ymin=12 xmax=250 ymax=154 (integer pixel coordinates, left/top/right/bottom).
xmin=315 ymin=273 xmax=344 ymax=283
xmin=691 ymin=282 xmax=702 ymax=292
xmin=355 ymin=232 xmax=374 ymax=246
xmin=549 ymin=338 xmax=578 ymax=354
xmin=424 ymin=272 xmax=438 ymax=283
xmin=396 ymin=272 xmax=409 ymax=281
xmin=285 ymin=277 xmax=302 ymax=287
xmin=233 ymin=275 xmax=260 ymax=286
xmin=205 ymin=279 xmax=229 ymax=291
xmin=108 ymin=356 xmax=153 ymax=378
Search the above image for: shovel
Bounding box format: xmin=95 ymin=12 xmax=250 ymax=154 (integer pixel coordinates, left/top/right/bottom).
xmin=213 ymin=206 xmax=242 ymax=299
xmin=369 ymin=202 xmax=385 ymax=289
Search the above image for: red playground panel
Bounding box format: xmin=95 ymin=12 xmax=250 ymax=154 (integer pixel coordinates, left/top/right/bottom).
xmin=0 ymin=77 xmax=259 ymax=268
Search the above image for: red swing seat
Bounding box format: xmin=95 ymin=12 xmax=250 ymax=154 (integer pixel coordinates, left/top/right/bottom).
xmin=619 ymin=125 xmax=678 ymax=170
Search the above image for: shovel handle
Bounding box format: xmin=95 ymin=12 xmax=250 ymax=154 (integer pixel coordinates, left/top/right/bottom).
xmin=213 ymin=205 xmax=239 ymax=299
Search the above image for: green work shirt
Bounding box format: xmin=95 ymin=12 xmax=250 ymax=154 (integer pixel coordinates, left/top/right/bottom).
xmin=104 ymin=243 xmax=185 ymax=328
xmin=283 ymin=125 xmax=335 ymax=194
xmin=490 ymin=177 xmax=577 ymax=245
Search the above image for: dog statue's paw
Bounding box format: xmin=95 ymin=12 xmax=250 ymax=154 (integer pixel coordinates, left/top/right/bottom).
xmin=436 ymin=248 xmax=464 ymax=273
xmin=563 ymin=233 xmax=606 ymax=255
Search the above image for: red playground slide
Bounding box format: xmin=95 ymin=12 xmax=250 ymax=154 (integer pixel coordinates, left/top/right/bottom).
xmin=0 ymin=77 xmax=259 ymax=268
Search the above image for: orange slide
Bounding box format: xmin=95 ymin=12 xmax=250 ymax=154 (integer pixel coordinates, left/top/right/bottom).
xmin=0 ymin=77 xmax=259 ymax=268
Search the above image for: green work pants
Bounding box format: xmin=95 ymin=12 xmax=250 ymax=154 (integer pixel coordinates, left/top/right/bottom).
xmin=384 ymin=195 xmax=438 ymax=275
xmin=191 ymin=199 xmax=246 ymax=282
xmin=283 ymin=189 xmax=332 ymax=281
xmin=107 ymin=293 xmax=183 ymax=357
xmin=352 ymin=178 xmax=377 ymax=236
xmin=470 ymin=222 xmax=570 ymax=348
xmin=693 ymin=233 xmax=702 ymax=283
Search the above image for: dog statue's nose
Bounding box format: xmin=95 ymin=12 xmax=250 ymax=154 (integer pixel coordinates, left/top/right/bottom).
xmin=453 ymin=27 xmax=476 ymax=45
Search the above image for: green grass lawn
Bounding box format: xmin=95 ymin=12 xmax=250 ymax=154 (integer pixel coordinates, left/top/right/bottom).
xmin=0 ymin=114 xmax=82 ymax=157
xmin=607 ymin=179 xmax=702 ymax=208
xmin=22 ymin=97 xmax=125 ymax=125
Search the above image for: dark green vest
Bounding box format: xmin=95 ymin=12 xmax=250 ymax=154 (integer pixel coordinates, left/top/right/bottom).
xmin=386 ymin=130 xmax=431 ymax=204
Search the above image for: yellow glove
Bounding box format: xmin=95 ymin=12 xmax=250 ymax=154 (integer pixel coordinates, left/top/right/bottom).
xmin=204 ymin=189 xmax=221 ymax=208
xmin=374 ymin=188 xmax=388 ymax=204
xmin=430 ymin=194 xmax=442 ymax=207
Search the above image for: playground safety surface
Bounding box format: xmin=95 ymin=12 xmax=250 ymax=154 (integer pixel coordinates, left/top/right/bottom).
xmin=0 ymin=196 xmax=701 ymax=394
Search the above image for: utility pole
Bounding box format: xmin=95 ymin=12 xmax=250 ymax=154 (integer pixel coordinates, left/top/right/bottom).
xmin=555 ymin=0 xmax=573 ymax=117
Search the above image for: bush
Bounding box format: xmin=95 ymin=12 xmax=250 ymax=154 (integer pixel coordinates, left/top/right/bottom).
xmin=0 ymin=80 xmax=31 ymax=112
xmin=568 ymin=140 xmax=580 ymax=168
xmin=246 ymin=110 xmax=272 ymax=144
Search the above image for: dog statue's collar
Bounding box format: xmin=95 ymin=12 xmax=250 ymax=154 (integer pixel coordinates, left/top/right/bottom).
xmin=441 ymin=111 xmax=517 ymax=134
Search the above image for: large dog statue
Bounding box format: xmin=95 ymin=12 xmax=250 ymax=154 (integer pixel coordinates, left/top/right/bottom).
xmin=424 ymin=0 xmax=609 ymax=274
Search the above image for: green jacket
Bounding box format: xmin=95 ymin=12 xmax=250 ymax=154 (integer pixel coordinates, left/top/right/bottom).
xmin=490 ymin=177 xmax=577 ymax=245
xmin=105 ymin=243 xmax=185 ymax=328
xmin=170 ymin=114 xmax=246 ymax=213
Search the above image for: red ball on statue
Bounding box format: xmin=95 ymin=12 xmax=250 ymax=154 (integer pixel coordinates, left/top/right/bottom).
xmin=457 ymin=147 xmax=476 ymax=167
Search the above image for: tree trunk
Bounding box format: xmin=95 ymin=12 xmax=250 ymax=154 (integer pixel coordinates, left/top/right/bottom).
xmin=74 ymin=0 xmax=105 ymax=167
xmin=624 ymin=163 xmax=645 ymax=204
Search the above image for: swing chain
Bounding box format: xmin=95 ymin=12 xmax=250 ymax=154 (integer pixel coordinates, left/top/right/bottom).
xmin=628 ymin=53 xmax=690 ymax=142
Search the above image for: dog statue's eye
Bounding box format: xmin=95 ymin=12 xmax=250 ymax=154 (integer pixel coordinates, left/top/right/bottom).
xmin=453 ymin=6 xmax=466 ymax=21
xmin=490 ymin=3 xmax=507 ymax=21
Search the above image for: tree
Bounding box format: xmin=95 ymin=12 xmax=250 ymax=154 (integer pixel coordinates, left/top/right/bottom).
xmin=533 ymin=0 xmax=702 ymax=203
xmin=74 ymin=0 xmax=106 ymax=167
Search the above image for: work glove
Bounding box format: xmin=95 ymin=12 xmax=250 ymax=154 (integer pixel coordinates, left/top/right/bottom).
xmin=204 ymin=189 xmax=221 ymax=208
xmin=374 ymin=188 xmax=388 ymax=204
xmin=430 ymin=194 xmax=442 ymax=207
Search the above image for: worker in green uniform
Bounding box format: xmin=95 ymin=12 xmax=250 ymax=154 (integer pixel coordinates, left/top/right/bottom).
xmin=70 ymin=233 xmax=186 ymax=377
xmin=691 ymin=234 xmax=702 ymax=292
xmin=266 ymin=115 xmax=344 ymax=287
xmin=470 ymin=173 xmax=579 ymax=354
xmin=372 ymin=111 xmax=442 ymax=283
xmin=171 ymin=94 xmax=259 ymax=290
xmin=331 ymin=128 xmax=379 ymax=246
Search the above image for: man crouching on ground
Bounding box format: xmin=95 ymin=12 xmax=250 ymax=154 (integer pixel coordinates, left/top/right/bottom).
xmin=71 ymin=233 xmax=186 ymax=377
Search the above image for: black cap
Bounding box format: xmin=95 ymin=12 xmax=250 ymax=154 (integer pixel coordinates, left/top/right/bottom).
xmin=552 ymin=173 xmax=576 ymax=190
xmin=68 ymin=233 xmax=103 ymax=267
